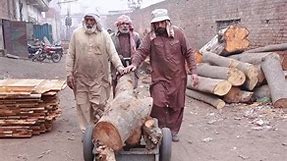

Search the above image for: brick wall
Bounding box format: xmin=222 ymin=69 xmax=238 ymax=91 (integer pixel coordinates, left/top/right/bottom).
xmin=0 ymin=0 xmax=9 ymax=20
xmin=105 ymin=0 xmax=287 ymax=49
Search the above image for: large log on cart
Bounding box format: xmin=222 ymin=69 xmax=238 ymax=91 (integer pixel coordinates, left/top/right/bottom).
xmin=93 ymin=73 xmax=153 ymax=151
xmin=261 ymin=54 xmax=287 ymax=108
xmin=202 ymin=51 xmax=258 ymax=90
xmin=197 ymin=63 xmax=246 ymax=86
xmin=200 ymin=25 xmax=250 ymax=56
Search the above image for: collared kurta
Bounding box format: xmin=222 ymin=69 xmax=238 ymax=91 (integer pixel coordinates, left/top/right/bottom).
xmin=110 ymin=31 xmax=141 ymax=96
xmin=132 ymin=26 xmax=197 ymax=110
xmin=66 ymin=27 xmax=123 ymax=106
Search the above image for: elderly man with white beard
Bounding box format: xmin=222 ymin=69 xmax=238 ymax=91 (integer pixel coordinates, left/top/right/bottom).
xmin=66 ymin=12 xmax=125 ymax=133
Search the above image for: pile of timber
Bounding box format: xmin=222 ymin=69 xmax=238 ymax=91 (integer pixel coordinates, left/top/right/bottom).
xmin=0 ymin=79 xmax=66 ymax=138
xmin=187 ymin=25 xmax=287 ymax=109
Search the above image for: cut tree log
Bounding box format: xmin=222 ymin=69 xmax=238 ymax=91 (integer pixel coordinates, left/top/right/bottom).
xmin=200 ymin=25 xmax=249 ymax=56
xmin=142 ymin=117 xmax=162 ymax=150
xmin=223 ymin=87 xmax=253 ymax=103
xmin=185 ymin=89 xmax=225 ymax=109
xmin=194 ymin=50 xmax=203 ymax=64
xmin=202 ymin=51 xmax=258 ymax=90
xmin=261 ymin=54 xmax=287 ymax=108
xmin=197 ymin=63 xmax=245 ymax=86
xmin=253 ymin=85 xmax=271 ymax=100
xmin=229 ymin=52 xmax=285 ymax=85
xmin=229 ymin=52 xmax=277 ymax=65
xmin=93 ymin=73 xmax=153 ymax=151
xmin=200 ymin=34 xmax=225 ymax=55
xmin=124 ymin=127 xmax=142 ymax=147
xmin=94 ymin=141 xmax=116 ymax=161
xmin=187 ymin=75 xmax=232 ymax=96
xmin=245 ymin=43 xmax=287 ymax=53
xmin=279 ymin=52 xmax=287 ymax=71
xmin=255 ymin=65 xmax=265 ymax=86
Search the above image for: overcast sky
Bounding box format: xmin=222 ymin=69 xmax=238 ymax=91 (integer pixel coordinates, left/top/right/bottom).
xmin=52 ymin=0 xmax=165 ymax=14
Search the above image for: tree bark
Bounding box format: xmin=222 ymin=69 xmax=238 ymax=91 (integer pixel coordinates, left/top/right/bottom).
xmin=187 ymin=75 xmax=232 ymax=96
xmin=261 ymin=54 xmax=287 ymax=108
xmin=255 ymin=65 xmax=266 ymax=86
xmin=253 ymin=85 xmax=271 ymax=100
xmin=200 ymin=25 xmax=249 ymax=56
xmin=93 ymin=74 xmax=153 ymax=151
xmin=229 ymin=52 xmax=277 ymax=65
xmin=245 ymin=43 xmax=287 ymax=53
xmin=202 ymin=51 xmax=258 ymax=90
xmin=223 ymin=87 xmax=253 ymax=103
xmin=197 ymin=63 xmax=246 ymax=86
xmin=142 ymin=118 xmax=162 ymax=150
xmin=186 ymin=89 xmax=225 ymax=109
xmin=228 ymin=52 xmax=283 ymax=86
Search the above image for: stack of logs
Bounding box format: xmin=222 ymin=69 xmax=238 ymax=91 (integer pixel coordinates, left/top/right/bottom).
xmin=186 ymin=25 xmax=287 ymax=109
xmin=0 ymin=79 xmax=66 ymax=137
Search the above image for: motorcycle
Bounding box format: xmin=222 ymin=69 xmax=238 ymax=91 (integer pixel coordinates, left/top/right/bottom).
xmin=27 ymin=43 xmax=41 ymax=59
xmin=35 ymin=43 xmax=63 ymax=63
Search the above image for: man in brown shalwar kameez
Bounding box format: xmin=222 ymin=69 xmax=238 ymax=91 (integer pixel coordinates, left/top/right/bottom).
xmin=126 ymin=9 xmax=199 ymax=142
xmin=110 ymin=15 xmax=141 ymax=97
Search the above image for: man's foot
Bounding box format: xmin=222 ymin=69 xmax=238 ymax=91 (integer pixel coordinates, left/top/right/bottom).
xmin=172 ymin=134 xmax=179 ymax=142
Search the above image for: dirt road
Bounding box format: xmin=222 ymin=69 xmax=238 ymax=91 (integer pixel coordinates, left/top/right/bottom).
xmin=0 ymin=56 xmax=287 ymax=161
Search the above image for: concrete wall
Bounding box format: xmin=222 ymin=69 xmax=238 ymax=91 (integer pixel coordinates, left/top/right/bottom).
xmin=0 ymin=0 xmax=9 ymax=19
xmin=105 ymin=0 xmax=287 ymax=49
xmin=27 ymin=5 xmax=44 ymax=23
xmin=46 ymin=8 xmax=61 ymax=42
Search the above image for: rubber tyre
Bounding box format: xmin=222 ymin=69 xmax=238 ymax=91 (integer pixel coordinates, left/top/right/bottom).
xmin=83 ymin=125 xmax=94 ymax=161
xmin=51 ymin=53 xmax=62 ymax=63
xmin=36 ymin=53 xmax=46 ymax=62
xmin=159 ymin=128 xmax=172 ymax=161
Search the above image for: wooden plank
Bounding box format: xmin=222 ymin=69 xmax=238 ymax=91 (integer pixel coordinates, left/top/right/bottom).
xmin=0 ymin=94 xmax=41 ymax=99
xmin=33 ymin=80 xmax=66 ymax=94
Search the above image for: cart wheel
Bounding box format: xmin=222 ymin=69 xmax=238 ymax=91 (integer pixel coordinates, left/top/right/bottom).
xmin=159 ymin=128 xmax=172 ymax=161
xmin=83 ymin=124 xmax=94 ymax=161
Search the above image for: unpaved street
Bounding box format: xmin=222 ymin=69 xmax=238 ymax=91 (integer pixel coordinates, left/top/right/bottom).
xmin=1 ymin=56 xmax=287 ymax=161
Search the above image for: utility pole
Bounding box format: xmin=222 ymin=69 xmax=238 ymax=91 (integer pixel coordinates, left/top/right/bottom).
xmin=57 ymin=0 xmax=78 ymax=40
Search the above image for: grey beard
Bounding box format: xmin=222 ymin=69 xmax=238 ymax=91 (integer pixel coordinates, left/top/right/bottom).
xmin=119 ymin=28 xmax=129 ymax=34
xmin=83 ymin=23 xmax=97 ymax=34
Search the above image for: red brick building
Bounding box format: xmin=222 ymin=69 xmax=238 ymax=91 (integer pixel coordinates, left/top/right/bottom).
xmin=105 ymin=0 xmax=287 ymax=49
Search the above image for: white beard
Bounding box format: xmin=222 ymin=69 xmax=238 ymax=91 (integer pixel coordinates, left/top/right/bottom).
xmin=83 ymin=23 xmax=97 ymax=34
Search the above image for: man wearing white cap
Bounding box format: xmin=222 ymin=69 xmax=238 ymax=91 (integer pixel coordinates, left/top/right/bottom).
xmin=66 ymin=12 xmax=125 ymax=132
xmin=126 ymin=9 xmax=199 ymax=142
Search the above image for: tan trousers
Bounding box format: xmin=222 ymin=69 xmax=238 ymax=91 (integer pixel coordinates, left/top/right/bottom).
xmin=76 ymin=93 xmax=106 ymax=133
